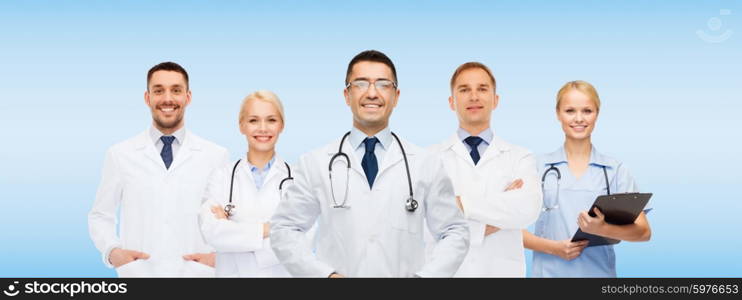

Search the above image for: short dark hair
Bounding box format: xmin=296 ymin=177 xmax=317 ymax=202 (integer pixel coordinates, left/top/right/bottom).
xmin=147 ymin=61 xmax=189 ymax=90
xmin=450 ymin=62 xmax=496 ymax=92
xmin=345 ymin=50 xmax=398 ymax=86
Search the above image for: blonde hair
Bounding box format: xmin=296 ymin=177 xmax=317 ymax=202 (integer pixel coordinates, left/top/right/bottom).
xmin=556 ymin=80 xmax=601 ymax=111
xmin=238 ymin=90 xmax=285 ymax=125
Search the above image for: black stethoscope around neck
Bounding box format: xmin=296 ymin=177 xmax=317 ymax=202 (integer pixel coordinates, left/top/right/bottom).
xmin=540 ymin=163 xmax=610 ymax=212
xmin=329 ymin=131 xmax=418 ymax=212
xmin=224 ymin=158 xmax=293 ymax=217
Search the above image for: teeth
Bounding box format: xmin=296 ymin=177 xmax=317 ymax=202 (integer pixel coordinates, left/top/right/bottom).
xmin=160 ymin=107 xmax=175 ymax=112
xmin=363 ymin=104 xmax=380 ymax=108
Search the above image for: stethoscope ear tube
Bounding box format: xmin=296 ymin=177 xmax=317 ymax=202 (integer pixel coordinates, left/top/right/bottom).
xmin=328 ymin=131 xmax=418 ymax=212
xmin=540 ymin=163 xmax=612 ymax=212
xmin=226 ymin=159 xmax=242 ymax=217
xmin=227 ymin=158 xmax=293 ymax=217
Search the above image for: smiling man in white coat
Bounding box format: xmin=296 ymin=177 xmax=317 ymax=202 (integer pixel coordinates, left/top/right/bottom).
xmin=429 ymin=62 xmax=542 ymax=277
xmin=270 ymin=50 xmax=469 ymax=277
xmin=88 ymin=62 xmax=229 ymax=277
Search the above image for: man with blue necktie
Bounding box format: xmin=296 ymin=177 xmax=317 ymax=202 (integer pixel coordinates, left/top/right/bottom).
xmin=429 ymin=62 xmax=542 ymax=277
xmin=88 ymin=62 xmax=229 ymax=277
xmin=271 ymin=50 xmax=469 ymax=277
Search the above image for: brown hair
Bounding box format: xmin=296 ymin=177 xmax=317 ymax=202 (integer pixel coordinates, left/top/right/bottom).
xmin=450 ymin=62 xmax=496 ymax=91
xmin=345 ymin=50 xmax=398 ymax=85
xmin=147 ymin=61 xmax=189 ymax=90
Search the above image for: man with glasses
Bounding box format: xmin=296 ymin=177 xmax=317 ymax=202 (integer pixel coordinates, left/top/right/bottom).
xmin=270 ymin=50 xmax=469 ymax=277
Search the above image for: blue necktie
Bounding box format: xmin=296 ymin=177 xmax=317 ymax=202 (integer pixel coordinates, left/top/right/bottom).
xmin=464 ymin=136 xmax=484 ymax=165
xmin=160 ymin=136 xmax=175 ymax=169
xmin=361 ymin=137 xmax=379 ymax=188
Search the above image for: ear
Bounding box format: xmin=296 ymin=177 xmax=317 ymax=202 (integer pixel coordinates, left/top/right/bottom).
xmin=185 ymin=90 xmax=192 ymax=107
xmin=492 ymin=93 xmax=500 ymax=110
xmin=343 ymin=88 xmax=351 ymax=106
xmin=238 ymin=121 xmax=247 ymax=135
xmin=448 ymin=95 xmax=455 ymax=112
xmin=144 ymin=90 xmax=151 ymax=106
xmin=390 ymin=88 xmax=400 ymax=108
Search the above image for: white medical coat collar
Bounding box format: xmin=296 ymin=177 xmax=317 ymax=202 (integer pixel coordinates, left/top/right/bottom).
xmin=149 ymin=125 xmax=186 ymax=146
xmin=443 ymin=129 xmax=510 ymax=166
xmin=456 ymin=127 xmax=493 ymax=146
xmin=239 ymin=153 xmax=287 ymax=186
xmin=134 ymin=128 xmax=203 ymax=171
xmin=327 ymin=127 xmax=415 ymax=178
xmin=348 ymin=126 xmax=392 ymax=153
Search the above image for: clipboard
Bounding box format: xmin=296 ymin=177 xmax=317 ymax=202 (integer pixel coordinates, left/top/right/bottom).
xmin=571 ymin=192 xmax=652 ymax=247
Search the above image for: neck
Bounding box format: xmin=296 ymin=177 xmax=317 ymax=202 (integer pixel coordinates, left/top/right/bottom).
xmin=154 ymin=122 xmax=183 ymax=136
xmin=461 ymin=122 xmax=489 ymax=137
xmin=564 ymin=137 xmax=592 ymax=160
xmin=247 ymin=149 xmax=274 ymax=169
xmin=354 ymin=121 xmax=387 ymax=137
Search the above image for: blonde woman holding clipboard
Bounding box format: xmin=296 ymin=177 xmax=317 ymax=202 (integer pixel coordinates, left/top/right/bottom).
xmin=523 ymin=80 xmax=652 ymax=277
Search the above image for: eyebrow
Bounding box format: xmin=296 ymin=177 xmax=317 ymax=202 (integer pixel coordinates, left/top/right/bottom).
xmin=351 ymin=77 xmax=391 ymax=82
xmin=150 ymin=84 xmax=184 ymax=89
xmin=247 ymin=114 xmax=278 ymax=118
xmin=456 ymin=83 xmax=491 ymax=89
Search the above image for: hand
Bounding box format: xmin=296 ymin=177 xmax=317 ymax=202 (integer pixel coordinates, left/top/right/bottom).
xmin=578 ymin=207 xmax=606 ymax=235
xmin=329 ymin=272 xmax=344 ymax=278
xmin=455 ymin=196 xmax=463 ymax=212
xmin=484 ymin=225 xmax=500 ymax=236
xmin=263 ymin=223 xmax=270 ymax=238
xmin=109 ymin=248 xmax=150 ymax=268
xmin=211 ymin=205 xmax=228 ymax=220
xmin=183 ymin=252 xmax=216 ymax=267
xmin=504 ymin=178 xmax=523 ymax=192
xmin=550 ymin=239 xmax=589 ymax=261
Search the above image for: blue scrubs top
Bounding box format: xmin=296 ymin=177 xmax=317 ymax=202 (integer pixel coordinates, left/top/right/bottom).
xmin=532 ymin=146 xmax=639 ymax=277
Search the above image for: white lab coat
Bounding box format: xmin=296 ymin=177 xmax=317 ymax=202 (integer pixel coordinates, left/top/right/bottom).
xmin=199 ymin=156 xmax=291 ymax=277
xmin=270 ymin=133 xmax=470 ymax=277
xmin=88 ymin=129 xmax=229 ymax=277
xmin=428 ymin=133 xmax=542 ymax=277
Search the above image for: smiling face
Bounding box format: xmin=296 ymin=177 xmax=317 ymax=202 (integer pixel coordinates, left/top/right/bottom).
xmin=144 ymin=70 xmax=191 ymax=134
xmin=557 ymin=89 xmax=599 ymax=141
xmin=240 ymin=99 xmax=284 ymax=154
xmin=449 ymin=68 xmax=498 ymax=131
xmin=343 ymin=61 xmax=399 ymax=134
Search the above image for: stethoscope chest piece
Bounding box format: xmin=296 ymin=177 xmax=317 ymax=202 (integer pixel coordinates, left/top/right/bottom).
xmin=224 ymin=203 xmax=236 ymax=217
xmin=405 ymin=197 xmax=418 ymax=212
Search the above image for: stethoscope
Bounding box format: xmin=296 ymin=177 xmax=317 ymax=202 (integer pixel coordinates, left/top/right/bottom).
xmin=540 ymin=163 xmax=610 ymax=212
xmin=224 ymin=159 xmax=293 ymax=217
xmin=329 ymin=131 xmax=418 ymax=212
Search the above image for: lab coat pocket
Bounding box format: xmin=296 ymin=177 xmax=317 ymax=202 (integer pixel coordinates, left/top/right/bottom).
xmin=254 ymin=239 xmax=281 ymax=269
xmin=486 ymin=172 xmax=514 ymax=194
xmin=181 ymin=260 xmax=215 ymax=277
xmin=391 ymin=208 xmax=422 ymax=234
xmin=115 ymin=259 xmax=148 ymax=278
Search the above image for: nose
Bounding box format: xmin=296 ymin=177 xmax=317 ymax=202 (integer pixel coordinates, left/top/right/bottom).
xmin=469 ymin=91 xmax=479 ymax=102
xmin=365 ymin=83 xmax=379 ymax=99
xmin=164 ymin=90 xmax=176 ymax=102
xmin=575 ymin=111 xmax=585 ymax=123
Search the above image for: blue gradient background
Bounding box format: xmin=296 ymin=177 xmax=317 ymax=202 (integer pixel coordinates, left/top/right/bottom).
xmin=1 ymin=1 xmax=739 ymax=277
